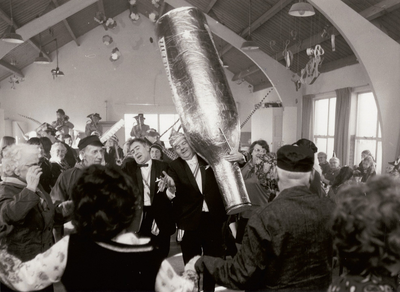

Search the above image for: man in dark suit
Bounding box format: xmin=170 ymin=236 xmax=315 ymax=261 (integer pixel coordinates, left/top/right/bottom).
xmin=166 ymin=132 xmax=227 ymax=291
xmin=121 ymin=138 xmax=175 ymax=259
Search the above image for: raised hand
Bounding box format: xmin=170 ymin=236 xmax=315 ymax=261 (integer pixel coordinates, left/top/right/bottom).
xmin=26 ymin=165 xmax=42 ymax=192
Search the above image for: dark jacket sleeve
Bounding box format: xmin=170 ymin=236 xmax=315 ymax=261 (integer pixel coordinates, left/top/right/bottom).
xmin=0 ymin=186 xmax=40 ymax=224
xmin=195 ymin=211 xmax=272 ymax=290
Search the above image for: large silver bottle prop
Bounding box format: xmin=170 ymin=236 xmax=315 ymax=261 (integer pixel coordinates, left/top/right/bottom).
xmin=156 ymin=7 xmax=251 ymax=214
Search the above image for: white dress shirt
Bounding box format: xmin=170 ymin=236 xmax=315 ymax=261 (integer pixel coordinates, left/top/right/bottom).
xmin=186 ymin=155 xmax=209 ymax=212
xmin=140 ymin=159 xmax=152 ymax=206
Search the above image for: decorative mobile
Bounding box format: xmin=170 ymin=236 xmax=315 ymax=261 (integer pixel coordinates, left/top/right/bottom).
xmin=282 ymin=40 xmax=293 ymax=69
xmin=9 ymin=75 xmax=24 ymax=90
xmin=291 ymin=44 xmax=325 ymax=90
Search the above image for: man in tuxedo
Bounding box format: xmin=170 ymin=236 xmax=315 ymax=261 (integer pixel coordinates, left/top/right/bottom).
xmin=166 ymin=132 xmax=227 ymax=291
xmin=121 ymin=138 xmax=175 ymax=259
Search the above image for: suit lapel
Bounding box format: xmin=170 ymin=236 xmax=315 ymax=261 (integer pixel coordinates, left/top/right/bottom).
xmin=136 ymin=167 xmax=144 ymax=197
xmin=183 ymin=158 xmax=202 ymax=194
xmin=150 ymin=160 xmax=156 ymax=203
xmin=198 ymin=158 xmax=207 ymax=194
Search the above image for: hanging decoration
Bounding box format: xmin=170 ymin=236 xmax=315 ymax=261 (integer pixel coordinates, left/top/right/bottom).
xmin=331 ymin=34 xmax=336 ymax=51
xmin=299 ymin=44 xmax=324 ymax=85
xmin=102 ymin=35 xmax=113 ymax=45
xmin=110 ymin=47 xmax=121 ymax=62
xmin=282 ymin=40 xmax=293 ymax=69
xmin=9 ymin=75 xmax=24 ymax=90
xmin=129 ymin=0 xmax=140 ymax=21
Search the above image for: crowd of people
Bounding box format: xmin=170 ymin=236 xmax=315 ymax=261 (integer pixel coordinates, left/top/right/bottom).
xmin=0 ymin=111 xmax=399 ymax=292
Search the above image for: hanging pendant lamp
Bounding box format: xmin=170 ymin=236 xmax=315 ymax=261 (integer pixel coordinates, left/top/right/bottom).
xmin=51 ymin=39 xmax=64 ymax=78
xmin=241 ymin=0 xmax=259 ymax=51
xmin=34 ymin=33 xmax=50 ymax=64
xmin=288 ymin=1 xmax=315 ymax=17
xmin=1 ymin=0 xmax=24 ymax=44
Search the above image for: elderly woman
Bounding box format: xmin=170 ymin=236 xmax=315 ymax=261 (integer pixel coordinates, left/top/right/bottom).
xmin=0 ymin=165 xmax=193 ymax=292
xmin=329 ymin=176 xmax=400 ymax=291
xmin=49 ymin=141 xmax=70 ymax=183
xmin=322 ymin=156 xmax=341 ymax=185
xmin=0 ymin=144 xmax=56 ymax=292
xmin=360 ymin=155 xmax=376 ymax=183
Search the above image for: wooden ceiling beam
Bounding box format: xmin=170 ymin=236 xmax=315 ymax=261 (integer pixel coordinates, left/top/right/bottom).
xmin=52 ymin=0 xmax=79 ymax=46
xmin=0 ymin=8 xmax=52 ymax=62
xmin=357 ymin=0 xmax=400 ymax=21
xmin=220 ymin=0 xmax=293 ymax=56
xmin=205 ymin=0 xmax=218 ymax=14
xmin=0 ymin=60 xmax=24 ymax=77
xmin=97 ymin=0 xmax=106 ymax=15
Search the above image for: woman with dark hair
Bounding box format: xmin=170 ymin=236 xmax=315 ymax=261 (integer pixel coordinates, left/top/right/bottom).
xmin=150 ymin=143 xmax=164 ymax=161
xmin=0 ymin=165 xmax=175 ymax=291
xmin=27 ymin=137 xmax=53 ymax=193
xmin=327 ymin=166 xmax=354 ymax=203
xmin=231 ymin=139 xmax=278 ymax=243
xmin=329 ymin=176 xmax=400 ymax=291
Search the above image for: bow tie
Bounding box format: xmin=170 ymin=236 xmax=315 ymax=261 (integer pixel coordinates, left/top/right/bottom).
xmin=138 ymin=164 xmax=149 ymax=168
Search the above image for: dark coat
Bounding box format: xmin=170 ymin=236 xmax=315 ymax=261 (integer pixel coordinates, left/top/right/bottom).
xmin=195 ymin=186 xmax=335 ymax=291
xmin=0 ymin=182 xmax=55 ymax=261
xmin=168 ymin=156 xmax=226 ymax=231
xmin=121 ymin=158 xmax=175 ymax=236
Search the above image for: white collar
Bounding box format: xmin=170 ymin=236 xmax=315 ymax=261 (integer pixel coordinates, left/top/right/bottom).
xmin=1 ymin=176 xmax=27 ymax=187
xmin=186 ymin=154 xmax=198 ymax=165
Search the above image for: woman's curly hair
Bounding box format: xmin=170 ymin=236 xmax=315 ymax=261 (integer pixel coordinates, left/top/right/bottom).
xmin=71 ymin=165 xmax=141 ymax=241
xmin=332 ymin=175 xmax=400 ymax=274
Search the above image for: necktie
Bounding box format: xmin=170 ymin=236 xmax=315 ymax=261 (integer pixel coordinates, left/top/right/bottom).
xmin=138 ymin=164 xmax=148 ymax=167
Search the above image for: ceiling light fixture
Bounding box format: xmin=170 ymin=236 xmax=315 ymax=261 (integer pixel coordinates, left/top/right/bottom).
xmin=34 ymin=33 xmax=50 ymax=64
xmin=241 ymin=0 xmax=259 ymax=51
xmin=288 ymin=0 xmax=315 ymax=17
xmin=51 ymin=39 xmax=64 ymax=78
xmin=1 ymin=0 xmax=24 ymax=44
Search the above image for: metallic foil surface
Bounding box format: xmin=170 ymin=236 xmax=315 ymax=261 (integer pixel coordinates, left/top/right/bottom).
xmin=156 ymin=7 xmax=251 ymax=214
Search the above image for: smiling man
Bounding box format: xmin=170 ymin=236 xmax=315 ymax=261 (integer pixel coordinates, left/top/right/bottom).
xmin=121 ymin=138 xmax=175 ymax=259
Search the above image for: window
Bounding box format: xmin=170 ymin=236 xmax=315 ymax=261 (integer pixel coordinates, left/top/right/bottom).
xmin=313 ymin=96 xmax=336 ymax=156
xmin=124 ymin=113 xmax=180 ymax=148
xmin=353 ymin=92 xmax=382 ymax=173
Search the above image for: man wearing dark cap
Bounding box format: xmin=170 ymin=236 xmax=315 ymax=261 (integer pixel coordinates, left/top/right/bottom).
xmin=50 ymin=135 xmax=104 ymax=240
xmin=130 ymin=113 xmax=150 ymax=138
xmin=184 ymin=144 xmax=335 ymax=291
xmin=85 ymin=113 xmax=102 ymax=137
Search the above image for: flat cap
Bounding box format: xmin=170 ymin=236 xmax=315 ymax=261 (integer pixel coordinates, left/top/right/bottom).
xmin=277 ymin=145 xmax=314 ymax=172
xmin=78 ymin=135 xmax=104 ymax=150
